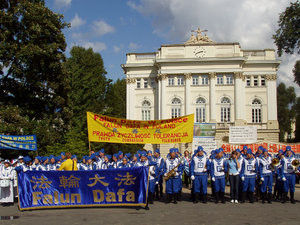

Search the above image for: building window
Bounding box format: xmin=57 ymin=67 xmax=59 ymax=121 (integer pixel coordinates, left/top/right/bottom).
xmin=136 ymin=78 xmax=141 ymax=88
xmin=144 ymin=79 xmax=148 ymax=88
xmin=252 ymin=98 xmax=261 ymax=123
xmin=141 ymin=100 xmax=151 ymax=121
xmin=226 ymin=75 xmax=233 ymax=84
xmin=217 ymin=75 xmax=223 ymax=85
xmin=253 ymin=76 xmax=258 ymax=86
xmin=171 ymin=97 xmax=181 ymax=118
xmin=261 ymin=76 xmax=265 ymax=86
xmin=177 ymin=76 xmax=184 ymax=85
xmin=168 ymin=76 xmax=175 ymax=86
xmin=246 ymin=76 xmax=251 ymax=86
xmin=192 ymin=75 xmax=199 ymax=85
xmin=220 ymin=97 xmax=231 ymax=122
xmin=195 ymin=97 xmax=206 ymax=122
xmin=201 ymin=75 xmax=208 ymax=85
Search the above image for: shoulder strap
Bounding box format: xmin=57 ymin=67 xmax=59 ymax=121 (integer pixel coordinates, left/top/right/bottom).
xmin=72 ymin=160 xmax=74 ymax=171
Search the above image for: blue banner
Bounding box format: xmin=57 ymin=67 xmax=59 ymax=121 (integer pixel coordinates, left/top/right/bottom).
xmin=17 ymin=167 xmax=149 ymax=210
xmin=0 ymin=135 xmax=37 ymax=151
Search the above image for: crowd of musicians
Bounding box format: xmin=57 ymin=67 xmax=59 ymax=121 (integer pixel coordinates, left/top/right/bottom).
xmin=0 ymin=145 xmax=299 ymax=206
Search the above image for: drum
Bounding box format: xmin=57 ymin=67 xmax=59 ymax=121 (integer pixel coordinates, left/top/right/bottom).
xmin=0 ymin=179 xmax=10 ymax=187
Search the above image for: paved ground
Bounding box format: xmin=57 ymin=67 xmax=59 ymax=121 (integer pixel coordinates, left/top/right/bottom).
xmin=1 ymin=185 xmax=300 ymax=225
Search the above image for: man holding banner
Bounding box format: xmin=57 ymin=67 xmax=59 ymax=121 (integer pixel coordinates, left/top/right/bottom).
xmin=57 ymin=152 xmax=78 ymax=171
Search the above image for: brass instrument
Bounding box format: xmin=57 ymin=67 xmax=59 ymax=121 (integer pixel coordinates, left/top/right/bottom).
xmin=164 ymin=158 xmax=184 ymax=181
xmin=270 ymin=158 xmax=280 ymax=171
xmin=292 ymin=159 xmax=300 ymax=171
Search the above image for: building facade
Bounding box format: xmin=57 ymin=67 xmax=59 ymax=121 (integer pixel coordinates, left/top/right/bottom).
xmin=122 ymin=29 xmax=280 ymax=156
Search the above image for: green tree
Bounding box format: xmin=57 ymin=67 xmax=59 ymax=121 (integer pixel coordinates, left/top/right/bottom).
xmin=273 ymin=1 xmax=300 ymax=86
xmin=66 ymin=46 xmax=111 ymax=133
xmin=105 ymin=78 xmax=126 ymax=118
xmin=0 ymin=0 xmax=70 ymax=155
xmin=293 ymin=97 xmax=300 ymax=142
xmin=277 ymin=83 xmax=296 ymax=142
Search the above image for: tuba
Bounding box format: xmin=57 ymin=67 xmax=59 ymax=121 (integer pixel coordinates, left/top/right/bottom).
xmin=292 ymin=159 xmax=300 ymax=171
xmin=270 ymin=158 xmax=280 ymax=170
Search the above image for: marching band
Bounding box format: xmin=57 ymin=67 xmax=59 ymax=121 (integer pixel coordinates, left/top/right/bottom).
xmin=0 ymin=145 xmax=299 ymax=206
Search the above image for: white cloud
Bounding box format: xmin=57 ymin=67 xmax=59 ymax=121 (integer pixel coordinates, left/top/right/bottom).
xmin=92 ymin=20 xmax=115 ymax=37
xmin=128 ymin=0 xmax=299 ymax=95
xmin=113 ymin=44 xmax=124 ymax=53
xmin=70 ymin=14 xmax=86 ymax=29
xmin=54 ymin=0 xmax=72 ymax=8
xmin=81 ymin=41 xmax=107 ymax=52
xmin=129 ymin=42 xmax=141 ymax=52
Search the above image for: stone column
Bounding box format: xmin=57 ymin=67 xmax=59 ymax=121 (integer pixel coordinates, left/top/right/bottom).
xmin=184 ymin=73 xmax=192 ymax=116
xmin=234 ymin=72 xmax=246 ymax=125
xmin=158 ymin=74 xmax=167 ymax=119
xmin=266 ymin=74 xmax=279 ymax=129
xmin=209 ymin=72 xmax=216 ymax=122
xmin=126 ymin=77 xmax=136 ymax=119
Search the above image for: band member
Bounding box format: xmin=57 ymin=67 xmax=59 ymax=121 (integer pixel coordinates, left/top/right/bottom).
xmin=258 ymin=148 xmax=273 ymax=203
xmin=210 ymin=148 xmax=227 ymax=204
xmin=101 ymin=155 xmax=112 ymax=169
xmin=190 ymin=146 xmax=210 ymax=203
xmin=280 ymin=146 xmax=298 ymax=204
xmin=0 ymin=160 xmax=14 ymax=206
xmin=164 ymin=148 xmax=182 ymax=204
xmin=148 ymin=161 xmax=158 ymax=205
xmin=118 ymin=157 xmax=131 ymax=168
xmin=136 ymin=152 xmax=149 ymax=167
xmin=240 ymin=149 xmax=258 ymax=203
xmin=48 ymin=155 xmax=57 ymax=171
xmin=153 ymin=149 xmax=164 ymax=199
xmin=273 ymin=149 xmax=284 ymax=201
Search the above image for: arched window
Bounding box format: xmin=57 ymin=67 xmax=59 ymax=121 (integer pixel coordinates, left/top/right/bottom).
xmin=252 ymin=98 xmax=261 ymax=123
xmin=220 ymin=97 xmax=231 ymax=122
xmin=141 ymin=100 xmax=151 ymax=121
xmin=171 ymin=97 xmax=181 ymax=118
xmin=195 ymin=97 xmax=206 ymax=122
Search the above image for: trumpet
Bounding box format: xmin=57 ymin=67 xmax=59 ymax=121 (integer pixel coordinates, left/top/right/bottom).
xmin=292 ymin=159 xmax=300 ymax=171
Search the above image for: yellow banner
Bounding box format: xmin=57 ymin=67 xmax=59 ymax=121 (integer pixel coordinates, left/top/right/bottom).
xmin=87 ymin=112 xmax=194 ymax=144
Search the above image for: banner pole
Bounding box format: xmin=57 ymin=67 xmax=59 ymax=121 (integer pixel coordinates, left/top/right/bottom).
xmin=89 ymin=141 xmax=91 ymax=156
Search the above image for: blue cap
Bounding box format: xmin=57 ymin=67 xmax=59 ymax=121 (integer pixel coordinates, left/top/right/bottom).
xmin=140 ymin=151 xmax=147 ymax=157
xmin=100 ymin=148 xmax=105 ymax=153
xmin=243 ymin=146 xmax=248 ymax=150
xmin=258 ymin=146 xmax=263 ymax=151
xmin=106 ymin=155 xmax=112 ymax=160
xmin=125 ymin=153 xmax=131 ymax=158
xmin=113 ymin=154 xmax=118 ymax=158
xmin=263 ymin=148 xmax=268 ymax=153
xmin=147 ymin=150 xmax=152 ymax=154
xmin=215 ymin=148 xmax=222 ymax=154
xmin=169 ymin=148 xmax=176 ymax=153
xmin=134 ymin=154 xmax=139 ymax=158
xmin=278 ymin=149 xmax=284 ymax=154
xmin=197 ymin=146 xmax=204 ymax=152
xmin=24 ymin=156 xmax=31 ymax=163
xmin=247 ymin=148 xmax=253 ymax=155
xmin=71 ymin=155 xmax=77 ymax=159
xmin=154 ymin=149 xmax=160 ymax=154
xmin=118 ymin=151 xmax=123 ymax=155
xmin=61 ymin=152 xmax=65 ymax=156
xmin=286 ymin=146 xmax=291 ymax=151
xmin=236 ymin=148 xmax=241 ymax=153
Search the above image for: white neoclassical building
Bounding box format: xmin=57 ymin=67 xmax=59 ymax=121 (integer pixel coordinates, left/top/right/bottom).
xmin=122 ymin=28 xmax=280 ymax=156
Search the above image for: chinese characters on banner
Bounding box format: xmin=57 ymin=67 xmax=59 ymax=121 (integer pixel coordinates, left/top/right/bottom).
xmin=18 ymin=167 xmax=149 ymax=210
xmin=87 ymin=112 xmax=194 ymax=144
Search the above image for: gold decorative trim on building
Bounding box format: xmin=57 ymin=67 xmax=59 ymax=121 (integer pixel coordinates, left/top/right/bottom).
xmin=234 ymin=72 xmax=245 ymax=81
xmin=209 ymin=72 xmax=216 ymax=79
xmin=265 ymin=74 xmax=277 ymax=81
xmin=126 ymin=78 xmax=136 ymax=84
xmin=184 ymin=73 xmax=192 ymax=80
xmin=157 ymin=73 xmax=168 ymax=80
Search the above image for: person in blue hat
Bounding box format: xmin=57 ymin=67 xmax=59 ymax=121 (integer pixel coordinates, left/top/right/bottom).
xmin=258 ymin=148 xmax=273 ymax=203
xmin=148 ymin=160 xmax=158 ymax=206
xmin=111 ymin=154 xmax=119 ymax=168
xmin=101 ymin=155 xmax=112 ymax=169
xmin=131 ymin=154 xmax=139 ymax=167
xmin=153 ymin=149 xmax=164 ymax=199
xmin=190 ymin=146 xmax=210 ymax=203
xmin=273 ymin=149 xmax=284 ymax=200
xmin=48 ymin=155 xmax=57 ymax=171
xmin=147 ymin=150 xmax=154 ymax=161
xmin=0 ymin=159 xmax=14 ymax=206
xmin=240 ymin=148 xmax=258 ymax=203
xmin=136 ymin=151 xmax=149 ymax=167
xmin=163 ymin=148 xmax=183 ymax=204
xmin=60 ymin=152 xmax=66 ymax=162
xmin=118 ymin=157 xmax=131 ymax=168
xmin=210 ymin=148 xmax=228 ymax=203
xmin=280 ymin=146 xmax=298 ymax=204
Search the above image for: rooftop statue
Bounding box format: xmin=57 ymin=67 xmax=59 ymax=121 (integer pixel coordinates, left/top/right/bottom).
xmin=185 ymin=27 xmax=213 ymax=44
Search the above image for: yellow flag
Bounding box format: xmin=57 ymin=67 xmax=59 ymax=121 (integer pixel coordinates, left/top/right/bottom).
xmin=87 ymin=112 xmax=194 ymax=144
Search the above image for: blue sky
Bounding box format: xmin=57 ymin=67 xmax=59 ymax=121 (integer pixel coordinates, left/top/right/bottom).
xmin=46 ymin=0 xmax=299 ymax=94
